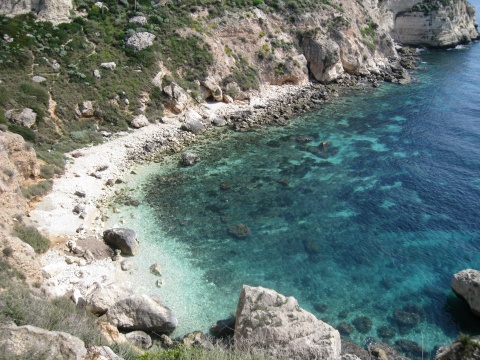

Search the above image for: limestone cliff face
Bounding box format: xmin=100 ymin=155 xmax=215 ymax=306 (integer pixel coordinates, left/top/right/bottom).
xmin=382 ymin=0 xmax=479 ymax=47
xmin=0 ymin=0 xmax=72 ymax=24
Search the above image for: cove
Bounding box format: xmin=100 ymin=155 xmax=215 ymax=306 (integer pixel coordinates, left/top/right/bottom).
xmin=108 ymin=41 xmax=480 ymax=356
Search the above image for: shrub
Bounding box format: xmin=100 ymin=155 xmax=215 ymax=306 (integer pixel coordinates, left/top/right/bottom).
xmin=21 ymin=180 xmax=53 ymax=200
xmin=12 ymin=223 xmax=51 ymax=253
xmin=2 ymin=247 xmax=13 ymax=257
xmin=7 ymin=124 xmax=36 ymax=142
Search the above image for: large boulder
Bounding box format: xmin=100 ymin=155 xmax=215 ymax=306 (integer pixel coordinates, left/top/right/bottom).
xmin=0 ymin=323 xmax=87 ymax=359
xmin=126 ymin=32 xmax=155 ymax=51
xmin=106 ymin=294 xmax=178 ymax=333
xmin=130 ymin=114 xmax=150 ymax=129
xmin=163 ymin=82 xmax=189 ymax=114
xmin=125 ymin=330 xmax=152 ymax=349
xmin=303 ymin=33 xmax=344 ymax=83
xmin=84 ymin=282 xmax=128 ymax=316
xmin=451 ymin=269 xmax=480 ymax=316
xmin=181 ymin=109 xmax=206 ymax=134
xmin=201 ymin=76 xmax=223 ymax=102
xmin=5 ymin=108 xmax=37 ymax=128
xmin=103 ymin=228 xmax=139 ymax=256
xmin=234 ymin=285 xmax=341 ymax=359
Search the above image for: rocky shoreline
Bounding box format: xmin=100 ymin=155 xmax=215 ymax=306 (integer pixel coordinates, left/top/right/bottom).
xmin=25 ymin=47 xmax=423 ymax=356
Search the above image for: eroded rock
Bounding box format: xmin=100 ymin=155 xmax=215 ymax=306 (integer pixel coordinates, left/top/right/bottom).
xmin=103 ymin=228 xmax=139 ymax=256
xmin=451 ymin=269 xmax=480 ymax=316
xmin=234 ymin=285 xmax=341 ymax=359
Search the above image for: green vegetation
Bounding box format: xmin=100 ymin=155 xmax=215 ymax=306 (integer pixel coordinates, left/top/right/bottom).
xmin=410 ymin=0 xmax=451 ymax=14
xmin=21 ymin=180 xmax=53 ymax=199
xmin=12 ymin=222 xmax=51 ymax=253
xmin=0 ymin=257 xmax=104 ymax=347
xmin=456 ymin=333 xmax=480 ymax=359
xmin=361 ymin=21 xmax=378 ymax=39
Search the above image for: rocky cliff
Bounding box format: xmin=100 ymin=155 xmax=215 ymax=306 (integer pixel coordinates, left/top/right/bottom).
xmin=383 ymin=0 xmax=479 ymax=47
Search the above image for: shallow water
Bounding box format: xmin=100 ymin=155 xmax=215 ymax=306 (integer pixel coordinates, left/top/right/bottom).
xmin=110 ymin=34 xmax=480 ymax=358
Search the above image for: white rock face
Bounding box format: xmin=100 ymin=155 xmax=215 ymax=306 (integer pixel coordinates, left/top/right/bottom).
xmin=451 ymin=269 xmax=480 ymax=316
xmin=383 ymin=0 xmax=479 ymax=47
xmin=129 ymin=16 xmax=147 ymax=26
xmin=0 ymin=0 xmax=72 ymax=24
xmin=126 ymin=32 xmax=156 ymax=51
xmin=163 ymin=82 xmax=189 ymax=114
xmin=235 ymin=285 xmax=341 ymax=360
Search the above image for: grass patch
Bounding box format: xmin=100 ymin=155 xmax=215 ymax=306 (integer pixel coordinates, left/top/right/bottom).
xmin=21 ymin=180 xmax=53 ymax=200
xmin=12 ymin=222 xmax=51 ymax=253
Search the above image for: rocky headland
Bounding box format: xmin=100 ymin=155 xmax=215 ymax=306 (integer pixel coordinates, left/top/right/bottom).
xmin=1 ymin=0 xmax=480 ymax=358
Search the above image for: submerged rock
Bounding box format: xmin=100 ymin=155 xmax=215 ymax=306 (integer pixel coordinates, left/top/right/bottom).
xmin=352 ymin=316 xmax=372 ymax=333
xmin=234 ymin=285 xmax=341 ymax=359
xmin=210 ymin=316 xmax=235 ymax=339
xmin=180 ymin=152 xmax=200 ymax=166
xmin=227 ymin=223 xmax=250 ymax=239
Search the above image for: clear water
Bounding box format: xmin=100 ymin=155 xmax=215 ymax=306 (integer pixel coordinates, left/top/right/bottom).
xmin=109 ymin=24 xmax=480 ymax=359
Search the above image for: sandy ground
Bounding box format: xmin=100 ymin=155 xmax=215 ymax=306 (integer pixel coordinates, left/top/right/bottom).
xmin=29 ymin=84 xmax=303 ymax=298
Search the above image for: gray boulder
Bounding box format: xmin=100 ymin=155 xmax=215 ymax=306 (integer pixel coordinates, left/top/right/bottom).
xmin=451 ymin=269 xmax=480 ymax=316
xmin=130 ymin=114 xmax=149 ymax=128
xmin=129 ymin=16 xmax=147 ymax=26
xmin=93 ymin=69 xmax=101 ymax=79
xmin=303 ymin=33 xmax=344 ymax=83
xmin=85 ymin=282 xmax=128 ymax=316
xmin=163 ymin=82 xmax=189 ymax=114
xmin=6 ymin=108 xmax=37 ymax=128
xmin=202 ymin=76 xmax=223 ymax=102
xmin=126 ymin=32 xmax=155 ymax=51
xmin=0 ymin=323 xmax=87 ymax=360
xmin=180 ymin=152 xmax=200 ymax=166
xmin=100 ymin=62 xmax=116 ymax=70
xmin=81 ymin=101 xmax=95 ymax=118
xmin=106 ymin=294 xmax=178 ymax=333
xmin=181 ymin=109 xmax=205 ymax=134
xmin=32 ymin=76 xmax=46 ymax=83
xmin=234 ymin=285 xmax=341 ymax=359
xmin=126 ymin=331 xmax=152 ymax=349
xmin=103 ymin=228 xmax=139 ymax=256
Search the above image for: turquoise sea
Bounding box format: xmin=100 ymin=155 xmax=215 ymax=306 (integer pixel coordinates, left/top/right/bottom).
xmin=110 ymin=7 xmax=480 ymax=358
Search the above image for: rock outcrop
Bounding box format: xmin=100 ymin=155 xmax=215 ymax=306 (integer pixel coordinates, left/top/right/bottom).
xmin=106 ymin=294 xmax=178 ymax=333
xmin=0 ymin=323 xmax=87 ymax=360
xmin=451 ymin=269 xmax=480 ymax=316
xmin=303 ymin=33 xmax=344 ymax=83
xmin=163 ymin=82 xmax=190 ymax=114
xmin=234 ymin=285 xmax=341 ymax=359
xmin=126 ymin=32 xmax=156 ymax=51
xmin=0 ymin=0 xmax=72 ymax=24
xmin=384 ymin=0 xmax=479 ymax=47
xmin=6 ymin=108 xmax=37 ymax=128
xmin=103 ymin=228 xmax=139 ymax=256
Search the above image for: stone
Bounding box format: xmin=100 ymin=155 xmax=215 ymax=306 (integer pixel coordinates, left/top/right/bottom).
xmin=106 ymin=294 xmax=177 ymax=333
xmin=85 ymin=282 xmax=127 ymax=316
xmin=81 ymin=101 xmax=94 ymax=117
xmin=73 ymin=204 xmax=85 ymax=215
xmin=212 ymin=116 xmax=227 ymax=127
xmin=125 ymin=330 xmax=152 ymax=349
xmin=93 ymin=69 xmax=101 ymax=79
xmin=126 ymin=32 xmax=155 ymax=51
xmin=152 ymin=71 xmax=164 ymax=88
xmin=121 ymin=259 xmax=132 ymax=271
xmin=336 ymin=322 xmax=353 ymax=335
xmin=202 ymin=76 xmax=223 ymax=101
xmin=87 ymin=346 xmax=123 ymax=360
xmin=74 ymin=190 xmax=86 ymax=198
xmin=181 ymin=109 xmax=205 ymax=134
xmin=227 ymin=223 xmax=250 ymax=239
xmin=130 ymin=114 xmax=149 ymax=128
xmin=129 ymin=16 xmax=147 ymax=26
xmin=0 ymin=323 xmax=87 ymax=359
xmin=223 ymin=94 xmax=234 ymax=103
xmin=234 ymin=285 xmax=341 ymax=359
xmin=394 ymin=339 xmax=428 ymax=359
xmin=180 ymin=152 xmax=200 ymax=166
xmin=32 ymin=75 xmax=46 ymax=83
xmin=5 ymin=108 xmax=37 ymax=128
xmin=163 ymin=82 xmax=189 ymax=114
xmin=160 ymin=334 xmax=174 ymax=348
xmin=182 ymin=331 xmax=213 ymax=349
xmin=103 ymin=228 xmax=139 ymax=256
xmin=150 ymin=263 xmax=162 ymax=276
xmin=451 ymin=269 xmax=480 ymax=316
xmin=303 ymin=34 xmax=344 ymax=83
xmin=100 ymin=62 xmax=116 ymax=70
